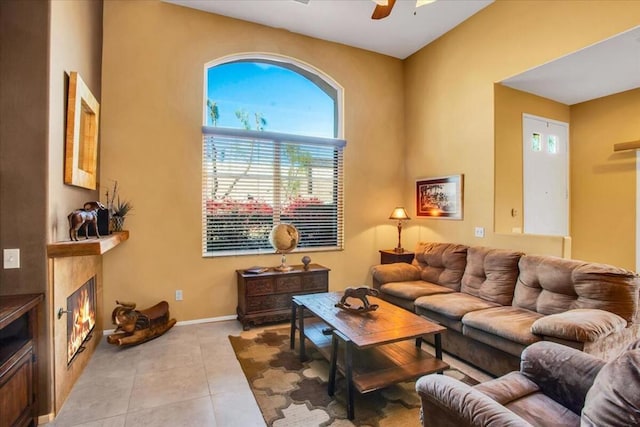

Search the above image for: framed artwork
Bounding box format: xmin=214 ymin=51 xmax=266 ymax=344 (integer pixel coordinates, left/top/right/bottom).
xmin=64 ymin=71 xmax=100 ymax=190
xmin=416 ymin=174 xmax=464 ymax=219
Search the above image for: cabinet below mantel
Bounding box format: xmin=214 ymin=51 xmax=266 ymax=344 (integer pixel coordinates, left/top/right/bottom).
xmin=47 ymin=231 xmax=129 ymax=258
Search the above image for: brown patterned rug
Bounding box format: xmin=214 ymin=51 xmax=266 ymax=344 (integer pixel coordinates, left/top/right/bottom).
xmin=229 ymin=326 xmax=479 ymax=427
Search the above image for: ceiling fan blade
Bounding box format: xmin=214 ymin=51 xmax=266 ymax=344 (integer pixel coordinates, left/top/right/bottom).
xmin=371 ymin=0 xmax=396 ymax=20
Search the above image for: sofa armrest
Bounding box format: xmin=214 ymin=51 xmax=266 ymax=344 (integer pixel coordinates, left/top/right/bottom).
xmin=416 ymin=375 xmax=532 ymax=427
xmin=371 ymin=263 xmax=420 ymax=287
xmin=531 ymin=308 xmax=627 ymax=343
xmin=520 ymin=341 xmax=606 ymax=414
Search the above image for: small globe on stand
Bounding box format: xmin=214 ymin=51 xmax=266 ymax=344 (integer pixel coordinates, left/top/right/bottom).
xmin=269 ymin=224 xmax=299 ymax=272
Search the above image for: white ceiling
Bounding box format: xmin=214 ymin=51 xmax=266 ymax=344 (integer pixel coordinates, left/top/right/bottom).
xmin=165 ymin=0 xmax=640 ymax=105
xmin=164 ymin=0 xmax=494 ymax=59
xmin=502 ymin=26 xmax=640 ymax=105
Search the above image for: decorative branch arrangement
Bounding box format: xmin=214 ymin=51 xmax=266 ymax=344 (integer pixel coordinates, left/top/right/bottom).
xmin=105 ymin=181 xmax=133 ymax=231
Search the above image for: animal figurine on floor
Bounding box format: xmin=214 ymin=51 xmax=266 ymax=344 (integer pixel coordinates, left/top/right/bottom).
xmin=68 ymin=201 xmax=106 ymax=241
xmin=335 ymin=286 xmax=380 ymax=313
xmin=107 ymin=300 xmax=177 ymax=347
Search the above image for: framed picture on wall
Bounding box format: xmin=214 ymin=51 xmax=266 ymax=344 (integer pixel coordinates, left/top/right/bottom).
xmin=64 ymin=71 xmax=100 ymax=190
xmin=416 ymin=174 xmax=464 ymax=219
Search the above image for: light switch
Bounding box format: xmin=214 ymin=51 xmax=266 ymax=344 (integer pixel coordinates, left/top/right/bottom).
xmin=474 ymin=227 xmax=485 ymax=238
xmin=3 ymin=249 xmax=20 ymax=269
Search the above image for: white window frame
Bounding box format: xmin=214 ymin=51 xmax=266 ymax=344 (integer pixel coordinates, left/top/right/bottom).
xmin=202 ymin=54 xmax=345 ymax=257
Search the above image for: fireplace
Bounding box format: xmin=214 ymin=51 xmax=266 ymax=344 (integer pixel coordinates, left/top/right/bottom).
xmin=65 ymin=276 xmax=96 ymax=365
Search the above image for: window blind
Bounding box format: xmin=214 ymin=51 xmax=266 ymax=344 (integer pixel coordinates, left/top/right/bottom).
xmin=202 ymin=126 xmax=346 ymax=256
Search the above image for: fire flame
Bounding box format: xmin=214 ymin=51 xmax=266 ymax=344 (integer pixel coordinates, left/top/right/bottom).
xmin=67 ymin=285 xmax=96 ymax=363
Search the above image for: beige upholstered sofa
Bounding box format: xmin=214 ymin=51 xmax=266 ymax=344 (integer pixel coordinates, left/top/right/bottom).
xmin=371 ymin=242 xmax=640 ymax=376
xmin=416 ymin=339 xmax=640 ymax=427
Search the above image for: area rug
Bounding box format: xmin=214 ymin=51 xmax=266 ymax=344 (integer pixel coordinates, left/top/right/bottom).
xmin=229 ymin=326 xmax=479 ymax=427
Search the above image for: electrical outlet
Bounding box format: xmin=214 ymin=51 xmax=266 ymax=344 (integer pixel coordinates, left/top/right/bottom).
xmin=3 ymin=249 xmax=20 ymax=269
xmin=474 ymin=227 xmax=485 ymax=238
xmin=175 ymin=290 xmax=183 ymax=301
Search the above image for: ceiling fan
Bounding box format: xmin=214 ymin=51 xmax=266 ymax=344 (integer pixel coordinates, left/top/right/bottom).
xmin=371 ymin=0 xmax=437 ymax=20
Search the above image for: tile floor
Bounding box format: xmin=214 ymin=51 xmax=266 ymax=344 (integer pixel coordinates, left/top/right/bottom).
xmin=45 ymin=320 xmax=493 ymax=427
xmin=46 ymin=320 xmax=264 ymax=427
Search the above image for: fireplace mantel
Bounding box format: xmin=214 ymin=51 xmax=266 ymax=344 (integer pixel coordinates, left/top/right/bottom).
xmin=47 ymin=231 xmax=129 ymax=258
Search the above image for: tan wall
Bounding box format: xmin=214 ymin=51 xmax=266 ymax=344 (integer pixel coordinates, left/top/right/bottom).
xmin=0 ymin=0 xmax=49 ymax=296
xmin=403 ymin=0 xmax=640 ymax=258
xmin=571 ymin=88 xmax=640 ymax=270
xmin=0 ymin=0 xmax=50 ymax=416
xmin=100 ymin=1 xmax=405 ymax=324
xmin=48 ymin=0 xmax=103 ymax=240
xmin=494 ymin=84 xmax=570 ymax=234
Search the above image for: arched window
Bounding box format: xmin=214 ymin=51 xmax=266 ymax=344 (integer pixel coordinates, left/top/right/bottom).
xmin=202 ymin=55 xmax=345 ymax=256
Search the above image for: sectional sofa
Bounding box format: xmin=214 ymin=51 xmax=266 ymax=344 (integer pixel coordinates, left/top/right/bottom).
xmin=371 ymin=242 xmax=640 ymax=376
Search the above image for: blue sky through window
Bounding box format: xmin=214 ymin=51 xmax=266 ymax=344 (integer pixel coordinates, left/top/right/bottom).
xmin=206 ymin=62 xmax=335 ymax=138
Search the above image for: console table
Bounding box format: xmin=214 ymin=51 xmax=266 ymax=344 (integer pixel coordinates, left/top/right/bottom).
xmin=236 ymin=264 xmax=329 ymax=330
xmin=0 ymin=293 xmax=44 ymax=427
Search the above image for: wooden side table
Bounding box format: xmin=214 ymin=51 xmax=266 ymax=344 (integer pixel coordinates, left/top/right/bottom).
xmin=236 ymin=264 xmax=329 ymax=330
xmin=379 ymin=249 xmax=414 ymax=264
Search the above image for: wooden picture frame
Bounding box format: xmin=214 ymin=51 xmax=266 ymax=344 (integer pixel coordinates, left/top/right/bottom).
xmin=416 ymin=174 xmax=464 ymax=219
xmin=64 ymin=71 xmax=100 ymax=190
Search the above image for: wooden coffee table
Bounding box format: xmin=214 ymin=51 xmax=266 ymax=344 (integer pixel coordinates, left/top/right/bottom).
xmin=290 ymin=292 xmax=448 ymax=419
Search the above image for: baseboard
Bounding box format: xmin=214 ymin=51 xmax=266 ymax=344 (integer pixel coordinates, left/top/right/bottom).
xmin=38 ymin=413 xmax=53 ymax=424
xmin=176 ymin=315 xmax=237 ymax=326
xmin=103 ymin=314 xmax=237 ymax=335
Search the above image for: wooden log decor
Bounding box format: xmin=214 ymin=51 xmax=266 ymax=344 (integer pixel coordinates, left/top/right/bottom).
xmin=335 ymin=286 xmax=380 ymax=314
xmin=107 ymin=300 xmax=176 ymax=347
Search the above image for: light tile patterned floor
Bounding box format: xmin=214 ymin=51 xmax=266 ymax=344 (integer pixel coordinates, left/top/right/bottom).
xmin=45 ymin=321 xmax=265 ymax=427
xmin=45 ymin=320 xmax=493 ymax=427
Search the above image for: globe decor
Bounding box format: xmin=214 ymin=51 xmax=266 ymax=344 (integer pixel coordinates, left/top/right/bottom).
xmin=269 ymin=223 xmax=299 ymax=271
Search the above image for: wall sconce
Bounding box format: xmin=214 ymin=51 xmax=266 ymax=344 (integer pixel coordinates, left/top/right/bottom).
xmin=389 ymin=207 xmax=411 ymax=253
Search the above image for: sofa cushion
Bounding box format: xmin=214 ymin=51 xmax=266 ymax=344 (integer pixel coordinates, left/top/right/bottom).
xmin=506 ymin=392 xmax=580 ymax=427
xmin=476 ymin=372 xmax=580 ymax=426
xmin=414 ymin=307 xmax=464 ymax=332
xmin=463 ymin=325 xmax=530 ymax=357
xmin=474 ymin=371 xmax=539 ymax=404
xmin=379 ymin=280 xmax=453 ymax=300
xmin=581 ymin=346 xmax=640 ymax=426
xmin=415 ymin=293 xmax=499 ymax=321
xmin=371 ymin=262 xmax=421 ymax=284
xmin=462 ymin=306 xmax=543 ymax=345
xmin=414 ymin=242 xmax=468 ymax=291
xmin=415 ymin=375 xmax=533 ymax=427
xmin=514 ymin=255 xmax=639 ymax=322
xmin=531 ymin=308 xmax=627 ymax=342
xmin=461 ymin=247 xmax=523 ymax=305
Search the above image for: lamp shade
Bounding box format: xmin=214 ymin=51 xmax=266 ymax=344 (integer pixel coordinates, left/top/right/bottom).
xmin=389 ymin=207 xmax=410 ymax=220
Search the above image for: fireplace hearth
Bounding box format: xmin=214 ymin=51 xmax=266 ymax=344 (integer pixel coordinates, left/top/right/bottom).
xmin=64 ymin=276 xmax=96 ymax=365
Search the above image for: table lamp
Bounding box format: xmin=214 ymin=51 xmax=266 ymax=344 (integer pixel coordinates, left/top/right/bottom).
xmin=389 ymin=207 xmax=410 ymax=253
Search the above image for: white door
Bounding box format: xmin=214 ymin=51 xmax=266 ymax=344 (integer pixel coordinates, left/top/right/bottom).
xmin=523 ymin=114 xmax=569 ymax=236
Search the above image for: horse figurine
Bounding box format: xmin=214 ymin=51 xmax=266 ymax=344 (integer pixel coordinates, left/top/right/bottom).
xmin=335 ymin=286 xmax=380 ymax=313
xmin=107 ymin=300 xmax=176 ymax=347
xmin=68 ymin=201 xmax=105 ymax=241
